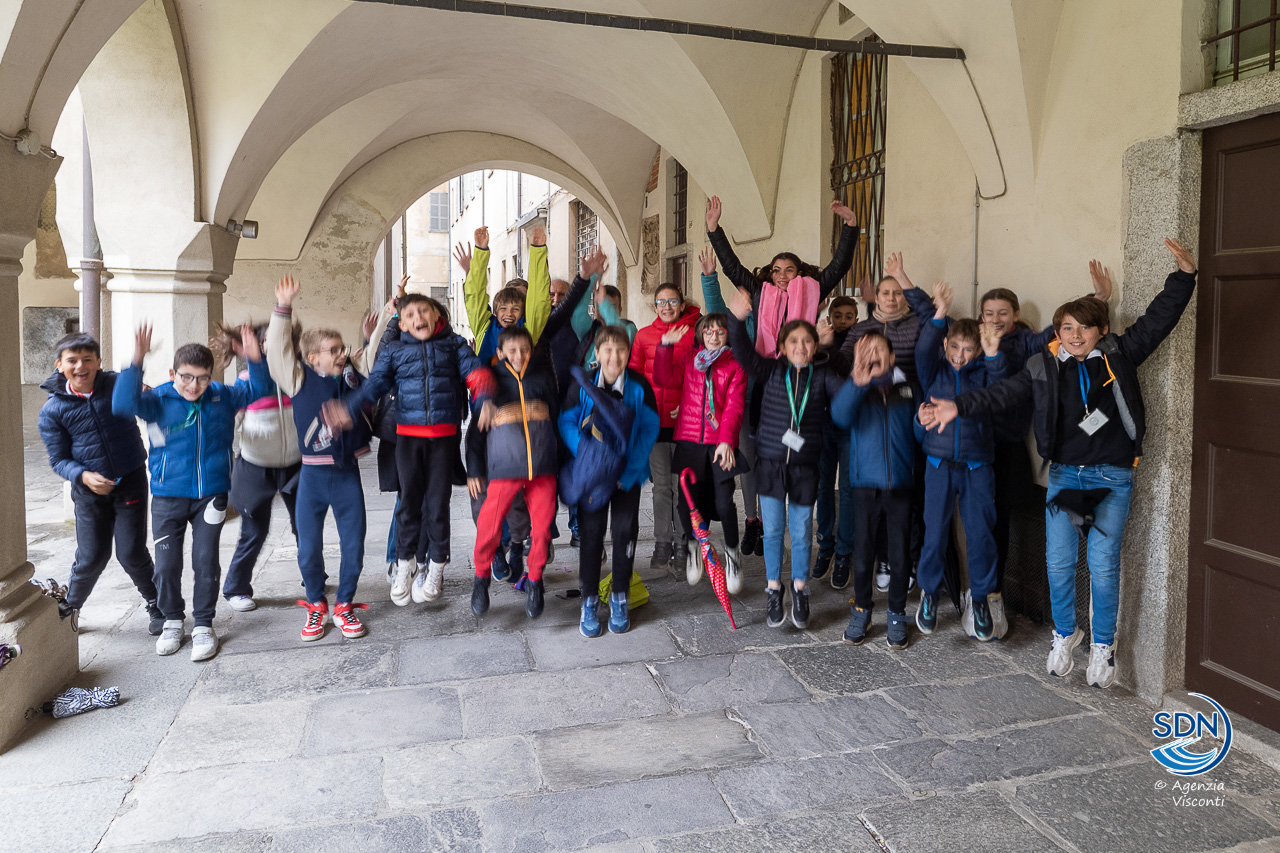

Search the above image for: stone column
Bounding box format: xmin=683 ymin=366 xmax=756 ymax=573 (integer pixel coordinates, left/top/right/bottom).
xmin=0 ymin=145 xmax=80 ymax=752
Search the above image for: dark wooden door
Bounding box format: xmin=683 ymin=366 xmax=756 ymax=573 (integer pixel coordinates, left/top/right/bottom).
xmin=1187 ymin=111 xmax=1280 ymax=731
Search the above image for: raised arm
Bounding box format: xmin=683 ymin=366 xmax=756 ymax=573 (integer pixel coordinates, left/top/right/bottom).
xmin=267 ymin=276 xmax=306 ymax=397
xmin=459 ymin=227 xmax=492 ymax=350
xmin=706 ymin=196 xmax=760 ymax=295
xmin=698 ymin=246 xmax=730 ymax=315
xmin=112 ymin=325 xmax=164 ymax=423
xmin=818 ymin=200 xmax=860 ymax=299
xmin=726 ymin=291 xmax=772 ymax=380
xmin=1115 ymin=239 xmax=1197 ymax=367
xmin=524 ymin=226 xmax=551 ymax=344
xmin=227 ymin=324 xmax=272 ymax=408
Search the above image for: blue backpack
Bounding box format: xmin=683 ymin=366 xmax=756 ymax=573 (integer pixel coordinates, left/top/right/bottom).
xmin=560 ymin=367 xmax=634 ymax=509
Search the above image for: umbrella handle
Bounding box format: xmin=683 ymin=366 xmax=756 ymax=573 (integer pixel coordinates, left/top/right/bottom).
xmin=679 ymin=467 xmax=698 ymax=507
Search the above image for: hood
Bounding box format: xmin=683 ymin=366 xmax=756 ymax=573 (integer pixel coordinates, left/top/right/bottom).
xmin=653 ymin=304 xmax=702 ymax=332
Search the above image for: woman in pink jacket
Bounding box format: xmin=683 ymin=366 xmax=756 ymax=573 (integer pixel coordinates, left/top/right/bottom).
xmin=653 ymin=312 xmax=747 ymax=593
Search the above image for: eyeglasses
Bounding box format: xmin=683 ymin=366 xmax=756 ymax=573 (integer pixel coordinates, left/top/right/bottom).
xmin=313 ymin=345 xmax=345 ymax=358
xmin=654 ymin=298 xmax=682 ymax=308
xmin=176 ymin=373 xmax=212 ymax=386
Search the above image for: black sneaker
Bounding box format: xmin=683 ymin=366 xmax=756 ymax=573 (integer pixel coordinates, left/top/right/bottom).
xmin=672 ymin=539 xmax=690 ymax=577
xmin=766 ymin=588 xmax=785 ymax=628
xmin=887 ymin=610 xmax=909 ymax=650
xmin=972 ymin=595 xmax=994 ymax=641
xmin=830 ymin=554 xmax=851 ymax=590
xmin=570 ymin=533 xmax=580 ymax=548
xmin=742 ymin=518 xmax=762 ymax=557
xmin=145 ymin=600 xmax=165 ymax=635
xmin=811 ymin=553 xmax=832 ymax=581
xmin=649 ymin=540 xmax=673 ymax=569
xmin=916 ymin=592 xmax=937 ymax=634
xmin=507 ymin=542 xmax=526 ymax=585
xmin=790 ymin=586 xmax=810 ymax=630
xmin=471 ymin=575 xmax=491 ymax=617
xmin=843 ymin=606 xmax=871 ymax=645
xmin=525 ymin=579 xmax=545 ymax=620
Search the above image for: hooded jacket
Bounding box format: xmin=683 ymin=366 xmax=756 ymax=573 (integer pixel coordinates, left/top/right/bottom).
xmin=913 ymin=318 xmax=1008 ymax=464
xmin=629 ymin=303 xmax=702 ymax=430
xmin=38 ymin=370 xmax=147 ymax=484
xmin=831 ymin=367 xmax=919 ymax=490
xmin=476 ymin=358 xmax=560 ymax=482
xmin=653 ymin=341 xmax=746 ymax=447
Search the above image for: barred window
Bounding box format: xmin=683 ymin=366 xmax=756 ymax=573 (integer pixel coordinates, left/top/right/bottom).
xmin=576 ymin=201 xmax=599 ymax=262
xmin=671 ymin=161 xmax=688 ymax=247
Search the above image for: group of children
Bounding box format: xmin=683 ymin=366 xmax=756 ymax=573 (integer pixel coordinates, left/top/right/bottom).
xmin=37 ymin=194 xmax=1198 ymax=689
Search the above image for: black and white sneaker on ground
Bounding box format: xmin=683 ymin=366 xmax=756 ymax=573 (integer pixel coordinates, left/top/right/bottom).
xmin=875 ymin=561 xmax=890 ymax=592
xmin=790 ymin=586 xmax=810 ymax=630
xmin=766 ymin=588 xmax=785 ymax=628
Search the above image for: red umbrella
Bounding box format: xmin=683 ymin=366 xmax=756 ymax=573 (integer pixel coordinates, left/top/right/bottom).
xmin=679 ymin=468 xmax=737 ymax=629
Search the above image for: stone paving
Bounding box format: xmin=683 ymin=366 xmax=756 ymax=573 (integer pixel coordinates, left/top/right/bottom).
xmin=6 ymin=387 xmax=1280 ymax=852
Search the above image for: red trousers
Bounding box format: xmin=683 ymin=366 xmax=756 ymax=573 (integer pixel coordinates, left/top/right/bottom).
xmin=473 ymin=475 xmax=557 ymax=581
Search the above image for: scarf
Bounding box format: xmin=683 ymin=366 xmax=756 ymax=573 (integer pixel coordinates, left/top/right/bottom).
xmin=693 ymin=346 xmax=726 ymax=373
xmin=693 ymin=346 xmax=727 ymax=430
xmin=873 ymin=303 xmax=910 ymax=324
xmin=756 ymin=275 xmax=821 ymax=358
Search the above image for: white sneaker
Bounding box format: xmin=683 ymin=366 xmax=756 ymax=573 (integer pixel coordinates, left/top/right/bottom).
xmin=988 ymin=592 xmax=1009 ymax=639
xmin=1087 ymin=642 xmax=1117 ymax=688
xmin=156 ymin=620 xmax=184 ymax=656
xmin=390 ymin=558 xmax=415 ymax=606
xmin=1046 ymin=627 xmax=1084 ymax=678
xmin=724 ymin=546 xmax=743 ymax=595
xmin=960 ymin=590 xmax=976 ymax=638
xmin=875 ymin=561 xmax=890 ymax=592
xmin=686 ymin=539 xmax=704 ymax=586
xmin=414 ymin=560 xmax=445 ymax=602
xmin=191 ymin=626 xmax=218 ymax=661
xmin=226 ymin=595 xmax=257 ymax=612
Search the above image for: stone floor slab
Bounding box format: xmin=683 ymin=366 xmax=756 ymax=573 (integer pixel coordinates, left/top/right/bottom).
xmin=99 ymin=755 xmax=382 ymax=847
xmin=0 ymin=779 xmax=129 ymax=853
xmin=397 ymin=631 xmax=531 ymax=685
xmin=149 ymin=697 xmax=311 ymax=773
xmin=525 ymin=619 xmax=680 ymax=671
xmin=186 ymin=642 xmax=396 ymax=705
xmin=775 ymin=643 xmax=917 ymax=695
xmin=477 ymin=774 xmax=735 ymax=853
xmin=457 ymin=663 xmax=669 ymax=736
xmin=269 ymin=812 xmax=482 ymax=853
xmin=534 ymin=710 xmax=762 ymax=789
xmin=884 ymin=673 xmax=1091 ymax=736
xmin=664 ymin=612 xmax=815 ymax=657
xmin=712 ymin=751 xmax=902 ymax=819
xmin=861 ymin=789 xmax=1062 ymax=853
xmin=653 ymin=651 xmax=810 ymax=712
xmin=891 ymin=626 xmax=1018 ymax=682
xmin=650 ymin=809 xmax=882 ymax=852
xmin=738 ymin=694 xmax=922 ymax=758
xmin=382 ymin=736 xmax=541 ymax=809
xmin=303 ymin=685 xmax=462 ymax=755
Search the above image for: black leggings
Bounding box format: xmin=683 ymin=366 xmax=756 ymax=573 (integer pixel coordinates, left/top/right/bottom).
xmin=578 ymin=485 xmax=642 ymax=598
xmin=673 ymin=441 xmax=739 ymax=548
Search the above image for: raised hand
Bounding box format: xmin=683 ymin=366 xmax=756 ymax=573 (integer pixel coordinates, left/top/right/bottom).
xmin=699 ymin=246 xmax=717 ymax=276
xmin=453 ymin=242 xmax=472 ymax=275
xmin=240 ymin=323 xmax=262 ymax=362
xmin=830 ymin=199 xmax=857 ymax=227
xmin=817 ymin=317 xmax=834 ymax=347
xmin=580 ymin=245 xmax=608 ymax=280
xmin=133 ymin=323 xmax=153 ymax=366
xmin=397 ymin=273 xmax=410 ymax=300
xmin=275 ymin=275 xmax=300 ymax=308
xmin=932 ymin=281 xmax=953 ymax=320
xmin=706 ymin=196 xmax=722 ymax=232
xmin=728 ymin=286 xmax=752 ymax=321
xmin=1088 ymin=260 xmax=1113 ymax=303
xmin=531 ymin=225 xmax=547 ymax=247
xmin=924 ymin=396 xmax=959 ymax=433
xmin=851 ymin=336 xmax=874 ymax=386
xmin=884 ymin=251 xmax=904 ymax=281
xmin=713 ymin=442 xmax=735 ymax=472
xmin=474 ymin=226 xmax=489 ymax=250
xmin=859 ymin=275 xmax=875 ymax=307
xmin=362 ymin=309 xmax=379 ymax=341
xmin=1165 ymin=237 xmax=1196 ymax=274
xmin=979 ymin=321 xmax=1004 ymax=357
xmin=661 ymin=326 xmax=690 ymax=346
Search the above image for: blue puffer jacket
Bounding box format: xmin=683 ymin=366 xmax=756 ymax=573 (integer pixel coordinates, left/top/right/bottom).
xmin=559 ymin=367 xmax=660 ymax=494
xmin=38 ymin=370 xmax=147 ymax=483
xmin=354 ymin=319 xmax=493 ymax=427
xmin=112 ymin=360 xmax=269 ymax=498
xmin=991 ymin=323 xmax=1055 ymax=442
xmin=831 ymin=368 xmax=919 ymax=490
xmin=914 ymin=318 xmax=1008 ymax=464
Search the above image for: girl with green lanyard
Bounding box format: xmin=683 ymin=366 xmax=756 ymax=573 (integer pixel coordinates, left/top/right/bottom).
xmin=726 ymin=290 xmax=850 ymax=631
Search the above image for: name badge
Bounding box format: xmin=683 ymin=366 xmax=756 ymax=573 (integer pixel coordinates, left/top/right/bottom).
xmin=1079 ymin=409 xmax=1110 ymax=436
xmin=782 ymin=429 xmax=806 ymax=451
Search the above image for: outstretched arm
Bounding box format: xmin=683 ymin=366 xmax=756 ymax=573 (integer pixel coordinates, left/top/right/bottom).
xmin=460 ymin=227 xmax=492 ymax=350
xmin=726 ymin=291 xmax=771 ymax=380
xmin=818 ymin=200 xmax=860 ymax=299
xmin=267 ymin=276 xmax=306 ymax=397
xmin=706 ymin=196 xmax=761 ymax=295
xmin=525 ymin=226 xmax=552 ymax=344
xmin=1115 ymin=238 xmax=1198 ymax=367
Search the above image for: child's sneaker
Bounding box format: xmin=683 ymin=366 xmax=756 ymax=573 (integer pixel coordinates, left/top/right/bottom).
xmin=145 ymin=600 xmax=165 ymax=636
xmin=686 ymin=539 xmax=704 ymax=586
xmin=811 ymin=552 xmax=832 ymax=581
xmin=1047 ymin=627 xmax=1084 ymax=677
xmin=297 ymin=599 xmax=328 ymax=642
xmin=916 ymin=592 xmax=937 ymax=634
xmin=961 ymin=590 xmax=976 ymax=638
xmin=413 ymin=560 xmax=445 ymax=603
xmin=830 ymin=554 xmax=852 ymax=590
xmin=390 ymin=558 xmax=415 ymax=606
xmin=843 ymin=606 xmax=871 ymax=645
xmin=987 ymin=592 xmax=1009 ymax=639
xmin=333 ymin=603 xmax=368 ymax=639
xmin=741 ymin=518 xmax=762 ymax=556
xmin=580 ymin=595 xmax=602 ymax=638
xmin=156 ymin=620 xmax=184 ymax=656
xmin=790 ymin=585 xmax=810 ymax=630
xmin=525 ymin=579 xmax=545 ymax=619
xmin=608 ymin=591 xmax=630 ymax=634
xmin=886 ymin=610 xmax=909 ymax=650
xmin=725 ymin=547 xmax=743 ymax=595
xmin=190 ymin=626 xmax=218 ymax=661
xmin=972 ymin=596 xmax=994 ymax=642
xmin=471 ymin=575 xmax=490 ymax=616
xmin=506 ymin=542 xmax=525 ymax=585
xmin=875 ymin=561 xmax=891 ymax=592
xmin=491 ymin=546 xmax=511 ymax=582
xmin=227 ymin=595 xmax=257 ymax=612
xmin=766 ymin=588 xmax=785 ymax=628
xmin=649 ymin=540 xmax=673 ymax=570
xmin=1086 ymin=642 xmax=1117 ymax=688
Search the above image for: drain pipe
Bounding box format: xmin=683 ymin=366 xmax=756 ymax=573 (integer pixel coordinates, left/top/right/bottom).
xmin=970 ymin=180 xmax=981 ymax=317
xmin=80 ymin=116 xmax=103 ymax=341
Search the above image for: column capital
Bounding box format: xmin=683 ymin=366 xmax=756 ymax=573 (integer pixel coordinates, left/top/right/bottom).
xmin=0 ymin=145 xmax=61 ymax=265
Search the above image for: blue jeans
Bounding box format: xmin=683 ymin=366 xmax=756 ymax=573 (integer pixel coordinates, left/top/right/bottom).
xmin=815 ymin=429 xmax=853 ymax=558
xmin=297 ymin=465 xmax=366 ymax=604
xmin=1045 ymin=463 xmax=1134 ymax=646
xmin=918 ymin=461 xmax=998 ymax=600
xmin=759 ymin=495 xmax=813 ymax=586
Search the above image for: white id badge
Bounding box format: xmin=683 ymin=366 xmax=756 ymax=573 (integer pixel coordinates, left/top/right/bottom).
xmin=1078 ymin=409 xmax=1110 ymax=435
xmin=782 ymin=429 xmax=806 ymax=451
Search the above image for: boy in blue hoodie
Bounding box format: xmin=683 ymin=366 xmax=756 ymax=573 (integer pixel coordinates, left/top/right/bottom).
xmin=831 ymin=331 xmax=918 ymax=650
xmin=38 ymin=333 xmax=161 ymax=634
xmin=911 ymin=282 xmax=1007 ymax=643
xmin=113 ymin=323 xmax=268 ymax=661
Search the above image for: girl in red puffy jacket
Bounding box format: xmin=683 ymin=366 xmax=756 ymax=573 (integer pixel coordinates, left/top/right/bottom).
xmin=653 ymin=313 xmax=748 ymax=593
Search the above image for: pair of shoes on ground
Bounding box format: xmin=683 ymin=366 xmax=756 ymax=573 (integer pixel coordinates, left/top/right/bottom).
xmin=765 ymin=585 xmax=809 ymax=630
xmin=842 ymin=606 xmax=910 ymax=649
xmin=812 ymin=553 xmax=852 ymax=590
xmin=471 ymin=574 xmax=545 ymax=619
xmin=740 ymin=517 xmax=764 ymax=557
xmin=389 ymin=558 xmax=445 ymax=605
xmin=915 ymin=590 xmax=1008 ymax=642
xmin=492 ymin=543 xmax=525 ymax=583
xmin=580 ymin=592 xmax=629 ymax=637
xmin=684 ymin=540 xmax=743 ymax=595
xmin=1047 ymin=627 xmax=1117 ymax=688
xmin=155 ymin=621 xmax=219 ymax=661
xmin=298 ymin=600 xmax=369 ymax=641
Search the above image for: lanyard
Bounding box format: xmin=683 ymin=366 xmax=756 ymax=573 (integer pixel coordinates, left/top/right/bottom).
xmin=786 ymin=365 xmax=813 ymax=428
xmin=1077 ymin=360 xmax=1095 ymax=415
xmin=704 ymin=374 xmax=718 ymax=425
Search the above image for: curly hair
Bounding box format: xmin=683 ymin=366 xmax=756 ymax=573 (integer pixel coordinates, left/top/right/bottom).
xmin=753 ymin=251 xmax=821 ymax=285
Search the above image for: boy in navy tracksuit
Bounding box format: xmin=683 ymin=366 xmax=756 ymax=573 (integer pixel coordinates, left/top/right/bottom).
xmin=269 ymin=276 xmax=375 ymax=642
xmin=911 ymin=283 xmax=1007 ymax=642
xmin=831 ymin=331 xmax=918 ymax=649
xmin=113 ymin=324 xmax=268 ymax=661
xmin=38 ymin=333 xmax=161 ymax=634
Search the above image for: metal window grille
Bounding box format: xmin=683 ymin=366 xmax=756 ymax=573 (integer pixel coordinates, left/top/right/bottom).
xmin=672 ymin=161 xmax=689 ymax=247
xmin=1208 ymin=0 xmax=1279 ymax=84
xmin=428 ymin=192 xmax=449 ymax=232
xmin=576 ymin=201 xmax=598 ymax=261
xmin=830 ymin=41 xmax=887 ymax=294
